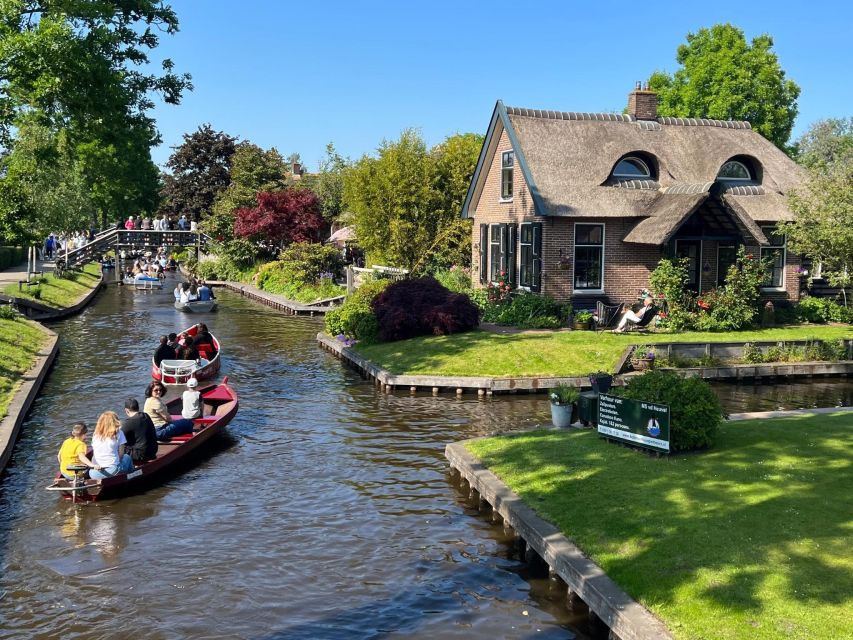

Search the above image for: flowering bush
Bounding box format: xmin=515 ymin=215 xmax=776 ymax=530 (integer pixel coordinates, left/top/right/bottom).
xmin=487 ymin=271 xmax=512 ymax=304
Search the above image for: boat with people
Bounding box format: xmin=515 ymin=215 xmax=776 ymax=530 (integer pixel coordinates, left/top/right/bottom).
xmin=152 ymin=323 xmax=221 ymax=384
xmin=174 ymin=299 xmax=217 ymax=313
xmin=46 ymin=379 xmax=238 ymax=501
xmin=123 ymin=274 xmax=164 ymax=289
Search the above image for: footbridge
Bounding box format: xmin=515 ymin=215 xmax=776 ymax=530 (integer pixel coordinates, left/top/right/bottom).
xmin=58 ymin=228 xmax=210 ymax=270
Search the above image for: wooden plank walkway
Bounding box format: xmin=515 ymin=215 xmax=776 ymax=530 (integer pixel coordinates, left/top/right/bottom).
xmin=446 ymin=441 xmax=672 ymax=640
xmin=214 ymin=281 xmax=341 ymax=316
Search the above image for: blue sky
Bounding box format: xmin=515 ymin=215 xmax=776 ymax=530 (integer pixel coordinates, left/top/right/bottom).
xmin=148 ymin=1 xmax=853 ymax=170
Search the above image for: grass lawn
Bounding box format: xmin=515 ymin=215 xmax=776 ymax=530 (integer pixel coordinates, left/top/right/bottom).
xmin=4 ymin=262 xmax=102 ymax=309
xmin=0 ymin=317 xmax=50 ymax=417
xmin=466 ymin=413 xmax=853 ymax=640
xmin=354 ymin=326 xmax=853 ymax=377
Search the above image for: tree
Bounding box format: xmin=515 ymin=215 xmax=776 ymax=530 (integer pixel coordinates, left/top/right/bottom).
xmin=159 ymin=124 xmax=237 ymax=221
xmin=203 ymin=142 xmax=287 ymax=263
xmin=793 ymin=118 xmax=853 ymax=173
xmin=342 ymin=130 xmax=481 ymax=272
xmin=234 ymin=189 xmax=324 ymax=251
xmin=299 ymin=143 xmax=349 ymax=223
xmin=648 ymin=24 xmax=800 ymax=149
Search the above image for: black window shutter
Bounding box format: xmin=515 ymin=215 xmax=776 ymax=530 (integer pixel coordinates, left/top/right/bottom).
xmin=504 ymin=224 xmax=517 ymax=288
xmin=531 ymin=223 xmax=543 ymax=292
xmin=479 ymin=224 xmax=488 ymax=284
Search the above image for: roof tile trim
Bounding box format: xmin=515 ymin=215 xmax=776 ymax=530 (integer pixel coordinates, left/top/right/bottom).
xmin=723 ymin=184 xmax=766 ymax=196
xmin=661 ymin=183 xmax=716 ymax=195
xmin=505 ymin=106 xmax=635 ymax=122
xmin=657 ymin=116 xmax=752 ymax=129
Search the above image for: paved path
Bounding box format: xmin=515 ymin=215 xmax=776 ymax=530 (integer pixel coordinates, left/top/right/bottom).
xmin=0 ymin=258 xmax=55 ymax=288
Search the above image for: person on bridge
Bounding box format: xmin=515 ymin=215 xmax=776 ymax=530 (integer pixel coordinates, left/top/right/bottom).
xmin=121 ymin=398 xmax=158 ymax=464
xmin=178 ymin=215 xmax=188 ymax=230
xmin=89 ymin=411 xmax=135 ymax=480
xmin=153 ymin=335 xmax=177 ymax=367
xmin=124 ymin=216 xmax=135 ymax=230
xmin=57 ymin=422 xmax=101 ymax=479
xmin=141 ymin=217 xmax=152 ymax=230
xmin=143 ymin=381 xmax=194 ymax=442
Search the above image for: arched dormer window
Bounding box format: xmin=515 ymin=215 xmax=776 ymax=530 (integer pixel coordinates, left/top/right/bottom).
xmin=613 ymin=156 xmax=652 ymax=179
xmin=718 ymin=160 xmax=752 ymax=181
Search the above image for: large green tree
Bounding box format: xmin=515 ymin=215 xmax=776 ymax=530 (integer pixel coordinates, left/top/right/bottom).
xmin=298 ymin=143 xmax=349 ymax=223
xmin=343 ymin=129 xmax=482 ymax=272
xmin=159 ymin=124 xmax=237 ymax=222
xmin=648 ymin=24 xmax=800 ymax=149
xmin=793 ymin=117 xmax=853 ymax=173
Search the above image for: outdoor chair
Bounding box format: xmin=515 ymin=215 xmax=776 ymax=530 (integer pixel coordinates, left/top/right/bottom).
xmin=624 ymin=305 xmax=658 ymax=332
xmin=595 ymin=300 xmax=623 ymax=331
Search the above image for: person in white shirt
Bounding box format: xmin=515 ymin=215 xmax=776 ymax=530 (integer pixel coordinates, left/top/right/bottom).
xmin=89 ymin=411 xmax=135 ymax=479
xmin=182 ymin=378 xmax=201 ymax=420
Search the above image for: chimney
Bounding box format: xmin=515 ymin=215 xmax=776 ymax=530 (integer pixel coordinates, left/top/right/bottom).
xmin=291 ymin=161 xmax=303 ymax=180
xmin=627 ymin=81 xmax=658 ymax=121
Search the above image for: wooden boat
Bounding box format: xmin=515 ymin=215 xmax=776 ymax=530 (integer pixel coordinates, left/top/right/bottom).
xmin=46 ymin=379 xmax=238 ymax=501
xmin=123 ymin=274 xmax=163 ymax=289
xmin=151 ymin=324 xmax=221 ymax=384
xmin=174 ymin=299 xmax=217 ymax=313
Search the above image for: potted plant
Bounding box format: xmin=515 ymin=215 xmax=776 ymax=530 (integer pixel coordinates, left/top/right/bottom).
xmin=549 ymin=384 xmax=580 ymax=428
xmin=588 ymin=371 xmax=613 ymax=394
xmin=573 ymin=310 xmax=593 ymax=331
xmin=630 ymin=345 xmax=655 ymax=371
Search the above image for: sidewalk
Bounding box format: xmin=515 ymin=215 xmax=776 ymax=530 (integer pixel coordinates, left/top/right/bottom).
xmin=0 ymin=257 xmax=55 ymax=288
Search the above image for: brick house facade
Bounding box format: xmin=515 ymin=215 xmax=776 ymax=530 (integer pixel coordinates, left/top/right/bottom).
xmin=462 ymin=87 xmax=805 ymax=310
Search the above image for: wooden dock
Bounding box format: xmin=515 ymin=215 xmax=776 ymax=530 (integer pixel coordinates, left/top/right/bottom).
xmin=215 ymin=281 xmax=342 ymax=316
xmin=446 ymin=441 xmax=672 ymax=640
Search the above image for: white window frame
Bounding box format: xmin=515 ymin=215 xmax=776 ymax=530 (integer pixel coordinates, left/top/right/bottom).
xmin=675 ymin=239 xmax=703 ymax=292
xmin=572 ymin=222 xmax=605 ymax=294
xmin=488 ymin=223 xmax=504 ymax=283
xmin=517 ymin=222 xmax=534 ymax=291
xmin=613 ymin=157 xmax=651 ymax=179
xmin=718 ymin=160 xmax=752 ymax=181
xmin=760 ymin=226 xmax=786 ymax=291
xmin=500 ymin=151 xmax=514 ymax=202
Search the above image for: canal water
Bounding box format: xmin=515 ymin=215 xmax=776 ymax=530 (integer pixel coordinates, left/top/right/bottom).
xmin=2 ymin=278 xmax=850 ymax=639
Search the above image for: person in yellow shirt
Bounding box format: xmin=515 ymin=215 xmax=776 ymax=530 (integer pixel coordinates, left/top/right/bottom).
xmin=57 ymin=422 xmax=100 ymax=479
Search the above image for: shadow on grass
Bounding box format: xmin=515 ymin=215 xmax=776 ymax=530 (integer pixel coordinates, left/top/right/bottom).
xmin=468 ymin=414 xmax=853 ymax=619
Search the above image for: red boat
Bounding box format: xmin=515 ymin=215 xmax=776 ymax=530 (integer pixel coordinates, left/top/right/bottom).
xmin=46 ymin=379 xmax=238 ymax=501
xmin=152 ymin=323 xmax=221 ymax=384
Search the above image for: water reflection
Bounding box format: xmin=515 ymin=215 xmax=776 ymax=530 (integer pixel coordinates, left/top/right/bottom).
xmin=710 ymin=378 xmax=853 ymax=413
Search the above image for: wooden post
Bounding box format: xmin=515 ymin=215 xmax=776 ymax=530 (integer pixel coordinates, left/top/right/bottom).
xmin=346 ymin=265 xmax=354 ymax=295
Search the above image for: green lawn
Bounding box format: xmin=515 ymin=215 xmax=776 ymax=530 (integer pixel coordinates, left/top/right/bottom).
xmin=466 ymin=414 xmax=853 ymax=640
xmin=354 ymin=326 xmax=853 ymax=377
xmin=0 ymin=317 xmax=50 ymax=417
xmin=4 ymin=262 xmax=102 ymax=309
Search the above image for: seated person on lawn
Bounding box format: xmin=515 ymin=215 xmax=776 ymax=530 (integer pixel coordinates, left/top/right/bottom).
xmin=615 ymin=296 xmax=655 ymax=332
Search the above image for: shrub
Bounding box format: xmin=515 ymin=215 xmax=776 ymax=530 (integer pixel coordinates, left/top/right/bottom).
xmin=0 ymin=304 xmax=19 ymax=320
xmin=616 ymin=370 xmax=723 ymax=452
xmin=431 ymin=266 xmax=472 ymax=293
xmin=741 ymin=343 xmax=764 ymax=363
xmin=549 ymin=384 xmax=580 ymax=405
xmin=495 ymin=292 xmax=564 ymax=328
xmin=324 ymin=278 xmax=390 ymax=342
xmin=255 ymin=243 xmax=345 ymax=302
xmin=649 ymin=257 xmax=696 ymax=331
xmin=194 ymin=256 xmax=260 ymax=283
xmin=804 ymin=339 xmax=848 ymax=361
xmin=796 ymin=296 xmax=852 ymax=324
xmin=372 ymin=276 xmax=479 ymax=341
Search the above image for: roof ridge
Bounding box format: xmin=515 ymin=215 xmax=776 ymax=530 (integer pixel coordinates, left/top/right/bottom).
xmin=505 ymin=105 xmax=752 ymax=129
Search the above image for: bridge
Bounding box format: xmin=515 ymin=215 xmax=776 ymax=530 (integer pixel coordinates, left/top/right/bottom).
xmin=57 ymin=228 xmax=210 ymax=270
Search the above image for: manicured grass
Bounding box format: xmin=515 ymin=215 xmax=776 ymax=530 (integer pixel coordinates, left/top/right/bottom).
xmin=0 ymin=317 xmax=50 ymax=417
xmin=4 ymin=262 xmax=102 ymax=309
xmin=466 ymin=414 xmax=853 ymax=640
xmin=354 ymin=326 xmax=853 ymax=377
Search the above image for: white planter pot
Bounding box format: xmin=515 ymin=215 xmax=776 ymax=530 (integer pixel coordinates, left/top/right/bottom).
xmin=550 ymin=402 xmax=575 ymax=428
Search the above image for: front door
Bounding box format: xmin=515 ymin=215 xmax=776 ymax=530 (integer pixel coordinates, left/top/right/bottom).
xmin=675 ymin=240 xmax=701 ymax=292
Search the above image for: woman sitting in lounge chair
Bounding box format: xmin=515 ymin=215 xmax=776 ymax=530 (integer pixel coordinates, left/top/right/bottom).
xmin=614 ymin=296 xmax=656 ymax=332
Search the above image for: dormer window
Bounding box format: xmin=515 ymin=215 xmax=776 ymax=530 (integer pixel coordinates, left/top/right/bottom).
xmin=613 ymin=157 xmax=652 ymax=179
xmin=717 ymin=160 xmax=752 ymax=181
xmin=500 ymin=151 xmax=514 ymax=200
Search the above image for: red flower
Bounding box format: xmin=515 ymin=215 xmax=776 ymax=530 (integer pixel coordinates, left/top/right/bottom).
xmin=746 ymin=254 xmax=754 ymax=260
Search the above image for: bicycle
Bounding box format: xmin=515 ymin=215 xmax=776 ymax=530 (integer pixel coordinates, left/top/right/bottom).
xmin=53 ymin=258 xmax=67 ymax=278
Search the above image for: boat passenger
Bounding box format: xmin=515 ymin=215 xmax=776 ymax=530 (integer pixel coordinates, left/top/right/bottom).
xmin=188 ymin=283 xmax=199 ymax=302
xmin=154 ymin=335 xmax=177 ymax=367
xmin=179 ymin=336 xmax=200 ymax=362
xmin=144 ymin=381 xmax=194 ymax=441
xmin=121 ymin=398 xmax=158 ymax=464
xmin=167 ymin=332 xmax=180 ymax=351
xmin=180 ymin=282 xmax=191 ymax=303
xmin=57 ymin=422 xmax=101 ymax=479
xmin=182 ymin=378 xmax=202 ymax=420
xmin=89 ymin=411 xmax=135 ymax=480
xmin=197 ymin=282 xmax=211 ymax=301
xmin=174 ymin=284 xmax=183 ymax=302
xmin=193 ymin=324 xmax=217 ymax=355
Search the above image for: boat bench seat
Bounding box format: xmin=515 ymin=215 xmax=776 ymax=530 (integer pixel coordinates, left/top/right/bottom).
xmin=168 ymin=433 xmax=195 ymax=443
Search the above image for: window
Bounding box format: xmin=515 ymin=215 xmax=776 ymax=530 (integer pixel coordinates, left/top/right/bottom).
xmin=675 ymin=239 xmax=702 ymax=292
xmin=489 ymin=224 xmax=504 ymax=282
xmin=613 ymin=157 xmax=651 ymax=179
xmin=717 ymin=245 xmax=737 ymax=286
xmin=574 ymin=224 xmax=604 ymax=291
xmin=500 ymin=151 xmax=514 ymax=200
xmin=761 ymin=226 xmax=786 ymax=288
xmin=717 ymin=160 xmax=751 ymax=181
xmin=519 ymin=224 xmax=534 ymax=288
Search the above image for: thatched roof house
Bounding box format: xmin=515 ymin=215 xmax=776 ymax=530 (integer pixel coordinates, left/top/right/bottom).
xmin=462 ymin=85 xmax=806 ymax=307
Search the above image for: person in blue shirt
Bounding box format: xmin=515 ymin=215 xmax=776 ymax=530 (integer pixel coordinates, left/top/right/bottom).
xmin=198 ymin=282 xmax=211 ymax=301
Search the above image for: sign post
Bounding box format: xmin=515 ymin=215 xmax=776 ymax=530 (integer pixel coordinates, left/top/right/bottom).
xmin=597 ymin=393 xmax=670 ymax=453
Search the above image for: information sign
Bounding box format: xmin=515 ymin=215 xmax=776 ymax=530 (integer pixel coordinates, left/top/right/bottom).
xmin=597 ymin=393 xmax=670 ymax=452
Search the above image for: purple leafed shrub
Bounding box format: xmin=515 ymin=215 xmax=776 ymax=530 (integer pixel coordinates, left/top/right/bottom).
xmin=372 ymin=277 xmax=480 ymax=341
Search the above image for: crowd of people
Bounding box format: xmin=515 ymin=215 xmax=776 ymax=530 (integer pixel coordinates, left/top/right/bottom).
xmin=174 ymin=279 xmax=214 ymax=304
xmin=123 ymin=249 xmax=178 ymax=280
xmin=42 ymin=230 xmax=96 ymax=260
xmin=123 ymin=214 xmax=197 ymax=231
xmin=57 ymin=323 xmax=217 ymax=480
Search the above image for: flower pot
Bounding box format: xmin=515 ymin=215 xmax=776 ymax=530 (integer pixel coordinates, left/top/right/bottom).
xmin=573 ymin=321 xmax=591 ymax=331
xmin=631 ymin=357 xmax=655 ymax=371
xmin=589 ymin=374 xmax=613 ymax=394
xmin=550 ymin=402 xmax=578 ymax=428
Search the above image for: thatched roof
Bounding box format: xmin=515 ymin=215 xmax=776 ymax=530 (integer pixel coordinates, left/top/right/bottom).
xmin=622 ymin=194 xmax=707 ymax=244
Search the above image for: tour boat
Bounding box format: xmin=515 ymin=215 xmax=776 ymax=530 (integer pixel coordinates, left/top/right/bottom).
xmin=123 ymin=274 xmax=164 ymax=289
xmin=46 ymin=379 xmax=238 ymax=502
xmin=174 ymin=299 xmax=217 ymax=313
xmin=152 ymin=324 xmax=221 ymax=384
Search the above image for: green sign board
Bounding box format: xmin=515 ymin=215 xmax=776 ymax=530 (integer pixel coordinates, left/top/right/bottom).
xmin=597 ymin=393 xmax=671 ymax=452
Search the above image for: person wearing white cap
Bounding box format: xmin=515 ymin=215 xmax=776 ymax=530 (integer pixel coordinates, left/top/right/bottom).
xmin=182 ymin=377 xmax=202 ymax=421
